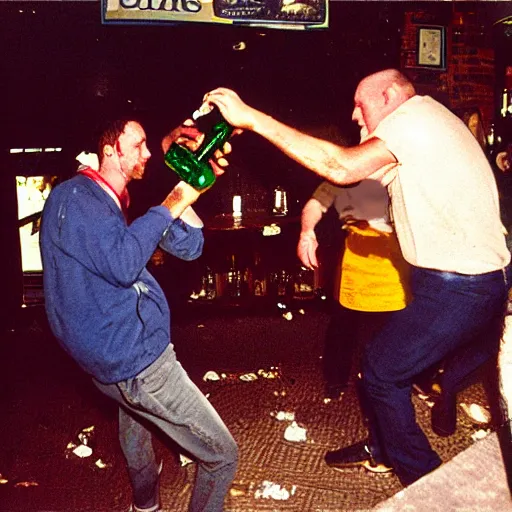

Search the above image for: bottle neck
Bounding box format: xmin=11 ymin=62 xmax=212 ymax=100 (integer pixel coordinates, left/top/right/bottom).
xmin=196 ymin=121 xmax=233 ymax=162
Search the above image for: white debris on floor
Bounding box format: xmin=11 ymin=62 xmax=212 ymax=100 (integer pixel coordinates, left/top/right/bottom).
xmin=284 ymin=421 xmax=307 ymax=443
xmin=179 ymin=454 xmax=194 ymax=467
xmin=201 ymin=365 xmax=309 ymax=443
xmin=203 ymin=367 xmax=282 ymax=383
xmin=229 ymin=487 xmax=245 ymax=497
xmin=95 ymin=458 xmax=109 ymax=469
xmin=0 ymin=474 xmax=8 ymax=484
xmin=254 ymin=480 xmax=297 ymax=500
xmin=72 ymin=444 xmax=93 ymax=458
xmin=78 ymin=425 xmax=95 ymax=444
xmin=258 ymin=368 xmax=279 ymax=379
xmin=471 ymin=429 xmax=491 ymax=441
xmin=232 ymin=41 xmax=246 ymax=51
xmin=271 ymin=411 xmax=295 ymax=422
xmin=66 ymin=425 xmax=96 ymax=459
xmin=460 ymin=403 xmax=491 ymax=424
xmin=203 ymin=371 xmax=221 ymax=382
xmin=239 ymin=373 xmax=258 ymax=382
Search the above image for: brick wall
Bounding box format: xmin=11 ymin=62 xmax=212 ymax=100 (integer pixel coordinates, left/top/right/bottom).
xmin=400 ymin=9 xmax=495 ymax=132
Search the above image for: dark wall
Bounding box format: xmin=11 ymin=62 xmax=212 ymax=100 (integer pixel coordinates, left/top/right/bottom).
xmin=3 ymin=2 xmax=402 ymax=146
xmin=1 ymin=0 xmax=403 ymax=321
xmin=2 ymin=1 xmax=511 ymax=322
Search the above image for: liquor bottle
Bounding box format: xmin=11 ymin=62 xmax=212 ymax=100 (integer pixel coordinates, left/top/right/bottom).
xmin=201 ymin=266 xmax=216 ymax=300
xmin=292 ymin=264 xmax=316 ymax=300
xmin=164 ymin=105 xmax=233 ymax=191
xmin=227 ymin=254 xmax=242 ymax=299
xmin=251 ymin=252 xmax=267 ymax=297
xmin=272 ymin=185 xmax=288 ymax=216
xmin=269 ymin=269 xmax=292 ymax=299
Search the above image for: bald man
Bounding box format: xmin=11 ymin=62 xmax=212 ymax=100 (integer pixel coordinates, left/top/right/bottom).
xmin=205 ymin=69 xmax=511 ymax=486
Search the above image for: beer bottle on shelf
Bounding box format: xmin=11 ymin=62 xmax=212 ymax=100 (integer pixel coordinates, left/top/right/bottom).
xmin=272 ymin=185 xmax=288 ymax=216
xmin=269 ymin=269 xmax=292 ymax=299
xmin=202 ymin=266 xmax=216 ymax=300
xmin=251 ymin=252 xmax=267 ymax=297
xmin=164 ymin=105 xmax=233 ymax=191
xmin=227 ymin=254 xmax=242 ymax=299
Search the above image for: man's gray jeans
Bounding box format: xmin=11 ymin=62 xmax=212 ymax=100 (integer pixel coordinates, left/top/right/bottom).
xmin=94 ymin=344 xmax=238 ymax=511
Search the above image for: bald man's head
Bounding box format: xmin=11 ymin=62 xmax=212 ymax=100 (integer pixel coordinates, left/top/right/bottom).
xmin=352 ymin=69 xmax=416 ymax=134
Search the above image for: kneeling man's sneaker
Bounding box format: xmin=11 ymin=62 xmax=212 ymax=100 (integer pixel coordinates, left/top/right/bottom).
xmin=324 ymin=439 xmax=393 ymax=474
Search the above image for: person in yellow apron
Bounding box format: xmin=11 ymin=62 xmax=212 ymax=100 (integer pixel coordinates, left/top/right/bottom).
xmin=298 ymin=177 xmax=411 ymax=399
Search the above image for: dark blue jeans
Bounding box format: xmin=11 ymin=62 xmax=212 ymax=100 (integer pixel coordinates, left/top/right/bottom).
xmin=94 ymin=345 xmax=238 ymax=512
xmin=362 ymin=265 xmax=511 ymax=485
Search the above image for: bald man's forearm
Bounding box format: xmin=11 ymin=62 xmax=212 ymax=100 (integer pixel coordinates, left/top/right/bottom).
xmin=250 ymin=111 xmax=395 ymax=184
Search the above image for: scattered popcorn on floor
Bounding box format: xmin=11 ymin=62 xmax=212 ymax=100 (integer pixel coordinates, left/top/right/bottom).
xmin=460 ymin=403 xmax=491 ymax=424
xmin=73 ymin=444 xmax=93 ymax=458
xmin=239 ymin=373 xmax=258 ymax=382
xmin=180 ymin=454 xmax=194 ymax=467
xmin=203 ymin=371 xmax=221 ymax=382
xmin=284 ymin=421 xmax=307 ymax=442
xmin=254 ymin=480 xmax=295 ymax=500
xmin=272 ymin=411 xmax=295 ymax=422
xmin=471 ymin=429 xmax=491 ymax=441
xmin=258 ymin=368 xmax=279 ymax=379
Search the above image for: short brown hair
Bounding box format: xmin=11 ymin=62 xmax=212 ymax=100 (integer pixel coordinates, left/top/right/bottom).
xmin=97 ymin=118 xmax=138 ymax=164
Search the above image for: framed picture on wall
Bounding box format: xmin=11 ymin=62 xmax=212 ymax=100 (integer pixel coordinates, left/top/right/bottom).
xmin=417 ymin=26 xmax=446 ymax=69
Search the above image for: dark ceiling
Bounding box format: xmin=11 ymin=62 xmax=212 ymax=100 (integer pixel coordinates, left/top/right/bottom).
xmin=3 ymin=1 xmax=512 ymax=151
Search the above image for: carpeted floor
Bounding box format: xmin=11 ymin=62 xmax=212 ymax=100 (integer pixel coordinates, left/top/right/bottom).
xmin=0 ymin=306 xmax=507 ymax=511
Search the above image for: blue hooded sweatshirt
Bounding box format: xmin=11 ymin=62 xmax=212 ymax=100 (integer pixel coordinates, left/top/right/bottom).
xmin=40 ymin=174 xmax=203 ymax=384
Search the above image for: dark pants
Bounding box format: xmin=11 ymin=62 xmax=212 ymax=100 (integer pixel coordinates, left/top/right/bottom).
xmin=362 ymin=266 xmax=511 ymax=486
xmin=323 ymin=300 xmax=392 ymax=391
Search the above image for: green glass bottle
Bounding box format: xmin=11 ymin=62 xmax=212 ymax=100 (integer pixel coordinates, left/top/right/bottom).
xmin=164 ymin=106 xmax=233 ymax=191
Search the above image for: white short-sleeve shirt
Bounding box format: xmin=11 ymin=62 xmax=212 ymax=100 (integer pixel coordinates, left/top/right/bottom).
xmin=373 ymin=95 xmax=510 ymax=274
xmin=313 ymin=179 xmax=392 ymax=233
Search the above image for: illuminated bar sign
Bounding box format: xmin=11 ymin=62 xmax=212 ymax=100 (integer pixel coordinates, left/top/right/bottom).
xmin=102 ymin=0 xmax=328 ymax=30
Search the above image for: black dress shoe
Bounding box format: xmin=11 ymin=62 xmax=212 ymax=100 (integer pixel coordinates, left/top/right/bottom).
xmin=325 ymin=440 xmax=393 ymax=474
xmin=431 ymin=395 xmax=457 ymax=437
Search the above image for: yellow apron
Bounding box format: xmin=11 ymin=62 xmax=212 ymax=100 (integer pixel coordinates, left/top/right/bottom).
xmin=339 ymin=223 xmax=411 ymax=312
